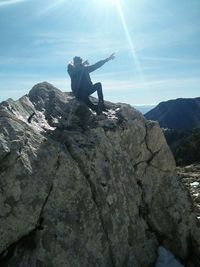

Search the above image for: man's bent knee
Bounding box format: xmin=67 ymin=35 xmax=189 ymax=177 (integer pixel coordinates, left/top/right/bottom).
xmin=95 ymin=82 xmax=102 ymax=88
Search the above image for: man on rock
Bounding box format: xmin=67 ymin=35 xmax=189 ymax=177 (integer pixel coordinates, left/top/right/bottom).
xmin=67 ymin=53 xmax=115 ymax=114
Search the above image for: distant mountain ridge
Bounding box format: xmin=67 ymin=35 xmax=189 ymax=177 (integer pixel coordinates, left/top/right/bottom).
xmin=134 ymin=105 xmax=156 ymax=114
xmin=145 ymin=97 xmax=200 ymax=129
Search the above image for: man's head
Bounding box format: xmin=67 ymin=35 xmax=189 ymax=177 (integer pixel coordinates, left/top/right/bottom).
xmin=73 ymin=56 xmax=83 ymax=65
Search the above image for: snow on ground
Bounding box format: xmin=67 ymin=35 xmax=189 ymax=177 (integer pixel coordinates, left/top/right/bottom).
xmin=30 ymin=111 xmax=56 ymax=132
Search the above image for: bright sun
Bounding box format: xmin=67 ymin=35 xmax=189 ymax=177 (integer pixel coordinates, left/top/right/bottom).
xmin=94 ymin=0 xmax=119 ymax=8
xmin=105 ymin=0 xmax=119 ymax=6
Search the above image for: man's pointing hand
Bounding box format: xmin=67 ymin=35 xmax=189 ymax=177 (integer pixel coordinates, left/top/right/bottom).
xmin=107 ymin=53 xmax=115 ymax=61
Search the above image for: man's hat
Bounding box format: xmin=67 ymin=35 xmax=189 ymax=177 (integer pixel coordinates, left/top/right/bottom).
xmin=73 ymin=56 xmax=82 ymax=64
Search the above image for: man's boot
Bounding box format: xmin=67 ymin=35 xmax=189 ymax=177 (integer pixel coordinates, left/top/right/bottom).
xmin=85 ymin=98 xmax=99 ymax=113
xmin=98 ymin=100 xmax=108 ymax=112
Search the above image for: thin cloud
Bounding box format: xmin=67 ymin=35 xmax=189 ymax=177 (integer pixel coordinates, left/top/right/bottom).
xmin=41 ymin=76 xmax=200 ymax=93
xmin=141 ymin=56 xmax=200 ymax=64
xmin=98 ymin=77 xmax=200 ymax=92
xmin=37 ymin=0 xmax=67 ymax=16
xmin=1 ymin=76 xmax=200 ymax=104
xmin=134 ymin=24 xmax=200 ymax=52
xmin=0 ymin=0 xmax=25 ymax=7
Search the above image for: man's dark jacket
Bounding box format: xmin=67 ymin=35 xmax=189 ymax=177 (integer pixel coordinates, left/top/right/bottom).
xmin=67 ymin=59 xmax=108 ymax=97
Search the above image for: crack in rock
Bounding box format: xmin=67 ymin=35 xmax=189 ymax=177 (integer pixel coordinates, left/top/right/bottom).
xmin=0 ymin=183 xmax=54 ymax=266
xmin=27 ymin=112 xmax=36 ymax=123
xmin=64 ymin=140 xmax=116 ymax=267
xmin=0 ymin=147 xmax=60 ymax=266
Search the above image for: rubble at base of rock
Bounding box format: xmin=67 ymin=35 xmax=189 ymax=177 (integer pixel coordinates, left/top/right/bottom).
xmin=177 ymin=164 xmax=200 ymax=220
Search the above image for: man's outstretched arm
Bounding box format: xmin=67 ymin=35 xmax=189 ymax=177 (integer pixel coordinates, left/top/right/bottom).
xmin=86 ymin=53 xmax=115 ymax=73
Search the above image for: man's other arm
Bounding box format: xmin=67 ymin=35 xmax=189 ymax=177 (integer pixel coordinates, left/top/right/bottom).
xmin=67 ymin=63 xmax=75 ymax=77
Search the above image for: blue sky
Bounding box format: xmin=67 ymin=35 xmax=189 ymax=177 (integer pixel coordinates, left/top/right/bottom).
xmin=0 ymin=0 xmax=200 ymax=105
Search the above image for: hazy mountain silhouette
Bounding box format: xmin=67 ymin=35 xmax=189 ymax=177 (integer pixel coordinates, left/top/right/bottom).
xmin=145 ymin=97 xmax=200 ymax=129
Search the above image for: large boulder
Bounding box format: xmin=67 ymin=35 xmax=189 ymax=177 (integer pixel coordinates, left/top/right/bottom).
xmin=0 ymin=82 xmax=200 ymax=267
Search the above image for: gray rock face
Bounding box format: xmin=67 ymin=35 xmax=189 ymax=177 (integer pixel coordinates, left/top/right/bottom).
xmin=0 ymin=82 xmax=200 ymax=267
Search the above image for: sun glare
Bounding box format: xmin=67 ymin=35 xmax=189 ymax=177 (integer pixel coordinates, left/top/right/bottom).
xmin=105 ymin=0 xmax=119 ymax=7
xmin=93 ymin=0 xmax=145 ymax=81
xmin=94 ymin=0 xmax=119 ymax=8
xmin=115 ymin=2 xmax=144 ymax=76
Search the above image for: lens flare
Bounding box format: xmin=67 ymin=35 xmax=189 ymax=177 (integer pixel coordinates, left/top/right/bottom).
xmin=115 ymin=1 xmax=145 ymax=81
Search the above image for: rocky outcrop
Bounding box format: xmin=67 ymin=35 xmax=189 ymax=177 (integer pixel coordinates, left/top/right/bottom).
xmin=177 ymin=165 xmax=200 ymax=218
xmin=0 ymin=82 xmax=200 ymax=267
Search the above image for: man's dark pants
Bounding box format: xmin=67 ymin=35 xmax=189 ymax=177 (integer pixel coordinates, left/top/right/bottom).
xmin=77 ymin=82 xmax=104 ymax=111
